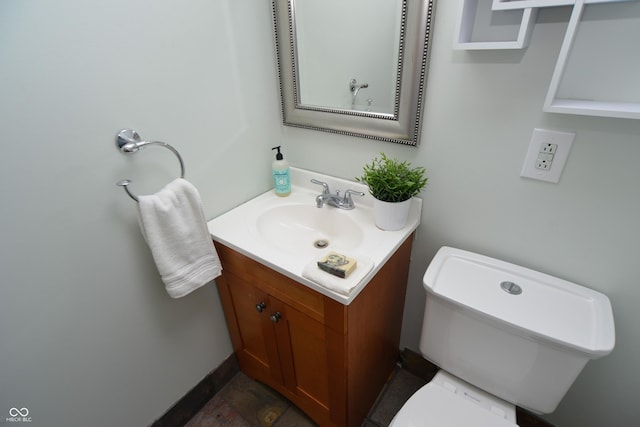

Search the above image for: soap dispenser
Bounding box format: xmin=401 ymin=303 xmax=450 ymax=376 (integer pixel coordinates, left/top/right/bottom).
xmin=271 ymin=146 xmax=291 ymax=197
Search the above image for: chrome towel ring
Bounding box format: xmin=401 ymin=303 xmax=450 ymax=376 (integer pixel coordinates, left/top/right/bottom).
xmin=115 ymin=129 xmax=186 ymax=202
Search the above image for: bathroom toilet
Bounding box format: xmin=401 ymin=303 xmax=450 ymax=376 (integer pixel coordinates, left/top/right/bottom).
xmin=391 ymin=246 xmax=615 ymax=426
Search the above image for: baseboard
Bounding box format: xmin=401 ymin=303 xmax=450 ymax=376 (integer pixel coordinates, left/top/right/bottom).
xmin=150 ymin=353 xmax=239 ymax=427
xmin=399 ymin=347 xmax=439 ymax=382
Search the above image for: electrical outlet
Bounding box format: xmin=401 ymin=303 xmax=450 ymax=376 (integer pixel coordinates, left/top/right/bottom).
xmin=541 ymin=143 xmax=557 ymax=154
xmin=521 ymin=128 xmax=575 ymax=183
xmin=535 ymin=152 xmax=554 ymax=170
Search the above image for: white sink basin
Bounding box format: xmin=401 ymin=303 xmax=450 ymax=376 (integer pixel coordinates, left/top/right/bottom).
xmin=256 ymin=204 xmax=364 ymax=258
xmin=207 ymin=167 xmax=422 ymax=304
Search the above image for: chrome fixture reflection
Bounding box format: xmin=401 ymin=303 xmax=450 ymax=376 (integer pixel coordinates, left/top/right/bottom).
xmin=350 ymin=78 xmax=369 ymax=107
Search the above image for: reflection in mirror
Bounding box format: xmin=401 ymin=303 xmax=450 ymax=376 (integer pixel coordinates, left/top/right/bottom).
xmin=272 ymin=0 xmax=436 ymax=146
xmin=295 ymin=0 xmax=403 ymax=114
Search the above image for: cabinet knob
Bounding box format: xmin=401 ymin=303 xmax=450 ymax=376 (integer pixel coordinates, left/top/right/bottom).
xmin=270 ymin=312 xmax=282 ymax=323
xmin=255 ymin=301 xmax=267 ymax=313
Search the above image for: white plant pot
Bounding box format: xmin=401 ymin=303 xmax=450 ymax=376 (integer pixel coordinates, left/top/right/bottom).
xmin=373 ymin=198 xmax=412 ymax=231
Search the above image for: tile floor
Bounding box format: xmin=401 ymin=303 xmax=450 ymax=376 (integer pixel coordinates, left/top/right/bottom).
xmin=183 ymin=350 xmax=554 ymax=427
xmin=184 ymin=366 xmax=423 ymax=427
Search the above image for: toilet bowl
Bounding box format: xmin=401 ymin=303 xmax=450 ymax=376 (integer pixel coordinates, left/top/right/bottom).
xmin=391 ymin=370 xmax=518 ymax=426
xmin=391 ymin=246 xmax=615 ymax=426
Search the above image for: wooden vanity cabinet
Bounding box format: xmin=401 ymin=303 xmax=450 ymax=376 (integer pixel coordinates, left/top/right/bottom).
xmin=214 ymin=235 xmax=413 ymax=427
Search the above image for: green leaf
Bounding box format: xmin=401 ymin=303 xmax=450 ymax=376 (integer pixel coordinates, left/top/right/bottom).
xmin=356 ymin=152 xmax=428 ymax=202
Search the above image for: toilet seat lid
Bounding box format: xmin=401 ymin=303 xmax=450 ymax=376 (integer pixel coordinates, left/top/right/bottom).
xmin=391 ymin=382 xmax=519 ymax=427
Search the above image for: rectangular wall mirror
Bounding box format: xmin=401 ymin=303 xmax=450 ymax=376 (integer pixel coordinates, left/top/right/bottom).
xmin=272 ymin=0 xmax=437 ymax=146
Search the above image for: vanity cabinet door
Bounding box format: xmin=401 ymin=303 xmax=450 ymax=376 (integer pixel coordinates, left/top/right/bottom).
xmin=269 ymin=296 xmax=332 ymax=423
xmin=217 ymin=271 xmax=284 ymax=386
xmin=217 ymin=273 xmax=336 ymax=425
xmin=213 ymin=238 xmax=413 ymax=427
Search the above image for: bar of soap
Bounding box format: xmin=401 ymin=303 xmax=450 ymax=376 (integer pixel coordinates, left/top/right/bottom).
xmin=317 ymin=252 xmax=357 ymax=278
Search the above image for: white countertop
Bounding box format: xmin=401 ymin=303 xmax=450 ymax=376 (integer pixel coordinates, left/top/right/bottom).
xmin=207 ymin=167 xmax=422 ymax=305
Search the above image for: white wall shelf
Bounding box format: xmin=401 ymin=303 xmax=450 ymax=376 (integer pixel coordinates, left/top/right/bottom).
xmin=456 ymin=0 xmax=640 ymax=119
xmin=491 ymin=0 xmax=630 ymax=10
xmin=455 ymin=0 xmax=537 ymax=50
xmin=543 ymin=0 xmax=640 ymax=119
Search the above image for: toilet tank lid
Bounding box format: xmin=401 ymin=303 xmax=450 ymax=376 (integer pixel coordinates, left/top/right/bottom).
xmin=423 ymin=247 xmax=615 ymax=358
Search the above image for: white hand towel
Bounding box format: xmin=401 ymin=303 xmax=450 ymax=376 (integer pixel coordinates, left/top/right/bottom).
xmin=137 ymin=178 xmax=221 ymax=298
xmin=302 ymin=253 xmax=374 ymax=296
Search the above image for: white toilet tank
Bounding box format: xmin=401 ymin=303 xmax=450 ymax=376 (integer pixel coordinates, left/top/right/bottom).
xmin=420 ymin=247 xmax=615 ymax=414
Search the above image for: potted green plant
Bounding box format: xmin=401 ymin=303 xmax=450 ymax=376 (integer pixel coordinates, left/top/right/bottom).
xmin=356 ymin=153 xmax=427 ymax=230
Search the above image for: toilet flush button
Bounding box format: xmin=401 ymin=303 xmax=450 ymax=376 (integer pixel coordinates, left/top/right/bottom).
xmin=500 ymin=281 xmax=522 ymax=295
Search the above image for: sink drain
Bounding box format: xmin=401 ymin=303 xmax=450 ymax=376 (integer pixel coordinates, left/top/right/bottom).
xmin=313 ymin=239 xmax=329 ymax=249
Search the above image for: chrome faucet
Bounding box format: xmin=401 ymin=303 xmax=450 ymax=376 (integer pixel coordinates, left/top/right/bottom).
xmin=349 ymin=78 xmax=369 ymax=107
xmin=311 ymin=179 xmax=364 ymax=210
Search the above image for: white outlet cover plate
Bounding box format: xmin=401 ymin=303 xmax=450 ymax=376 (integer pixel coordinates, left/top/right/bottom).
xmin=521 ymin=128 xmax=575 ymax=183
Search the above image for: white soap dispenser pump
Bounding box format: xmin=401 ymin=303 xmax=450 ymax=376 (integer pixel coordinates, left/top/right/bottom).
xmin=271 ymin=146 xmax=291 ymax=197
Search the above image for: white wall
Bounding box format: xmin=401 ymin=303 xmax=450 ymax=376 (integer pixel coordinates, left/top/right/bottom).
xmin=0 ymin=1 xmax=280 ymax=426
xmin=285 ymin=4 xmax=640 ymax=427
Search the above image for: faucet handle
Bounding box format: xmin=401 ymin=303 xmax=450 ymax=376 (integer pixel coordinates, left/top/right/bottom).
xmin=344 ymin=189 xmax=365 ymax=206
xmin=310 ymin=179 xmax=330 ymax=194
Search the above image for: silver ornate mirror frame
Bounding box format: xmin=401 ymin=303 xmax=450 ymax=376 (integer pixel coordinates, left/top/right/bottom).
xmin=272 ymin=0 xmax=436 ymax=146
